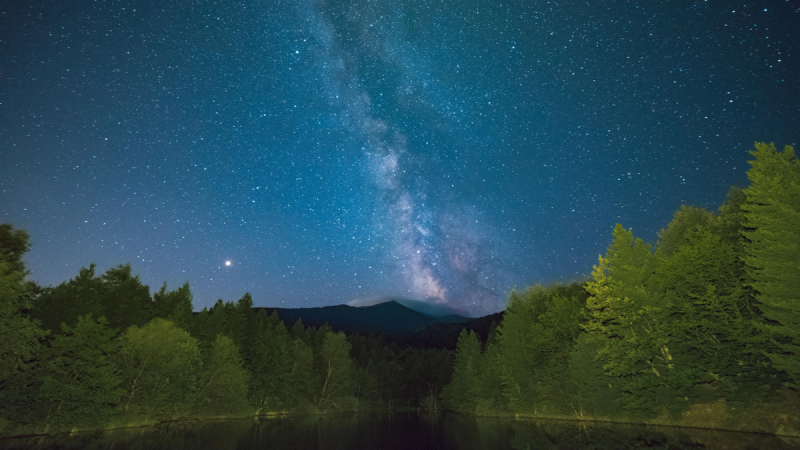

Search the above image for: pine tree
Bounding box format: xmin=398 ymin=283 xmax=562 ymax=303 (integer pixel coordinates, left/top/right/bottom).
xmin=233 ymin=293 xmax=255 ymax=359
xmin=152 ymin=282 xmax=194 ymax=331
xmin=742 ymin=142 xmax=800 ymax=387
xmin=441 ymin=329 xmax=481 ymax=412
xmin=248 ymin=311 xmax=294 ymax=412
xmin=99 ymin=264 xmax=154 ymax=329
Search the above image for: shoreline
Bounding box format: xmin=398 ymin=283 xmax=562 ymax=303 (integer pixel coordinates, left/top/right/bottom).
xmin=3 ymin=405 xmax=799 ymax=441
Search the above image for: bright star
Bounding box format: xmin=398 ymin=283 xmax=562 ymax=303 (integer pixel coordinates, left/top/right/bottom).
xmin=225 ymin=260 xmax=232 ymax=266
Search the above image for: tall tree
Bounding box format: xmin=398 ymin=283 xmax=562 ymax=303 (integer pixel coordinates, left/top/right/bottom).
xmin=117 ymin=318 xmax=202 ymax=420
xmin=584 ymin=224 xmax=669 ymax=412
xmin=152 ymin=282 xmax=194 ymax=331
xmin=195 ymin=335 xmax=249 ymax=414
xmin=495 ymin=285 xmax=584 ymax=412
xmin=291 ymin=337 xmax=316 ymax=405
xmin=233 ymin=292 xmax=255 ymax=361
xmin=100 ymin=264 xmax=153 ymax=330
xmin=317 ymin=331 xmax=354 ymax=408
xmin=441 ymin=329 xmax=481 ymax=412
xmin=40 ymin=315 xmax=123 ymax=429
xmin=742 ymin=142 xmax=800 ymax=387
xmin=652 ymin=219 xmax=764 ymax=398
xmin=248 ymin=311 xmax=294 ymax=412
xmin=0 ymin=226 xmax=47 ymax=423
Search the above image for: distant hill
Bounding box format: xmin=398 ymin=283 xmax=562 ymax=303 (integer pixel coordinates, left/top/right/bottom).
xmin=256 ymin=300 xmax=504 ymax=349
xmin=257 ymin=300 xmax=442 ymax=337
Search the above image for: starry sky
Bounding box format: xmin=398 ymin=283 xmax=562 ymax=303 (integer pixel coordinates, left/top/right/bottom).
xmin=1 ymin=0 xmax=797 ymax=317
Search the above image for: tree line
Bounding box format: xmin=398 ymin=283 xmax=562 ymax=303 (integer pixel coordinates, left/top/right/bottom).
xmin=441 ymin=142 xmax=800 ymax=427
xmin=0 ymin=233 xmax=452 ymax=435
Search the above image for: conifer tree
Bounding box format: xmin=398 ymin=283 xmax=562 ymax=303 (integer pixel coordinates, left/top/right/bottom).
xmin=742 ymin=142 xmax=800 ymax=387
xmin=152 ymin=282 xmax=194 ymax=331
xmin=248 ymin=311 xmax=294 ymax=412
xmin=100 ymin=264 xmax=153 ymax=330
xmin=441 ymin=329 xmax=481 ymax=412
xmin=233 ymin=293 xmax=255 ymax=361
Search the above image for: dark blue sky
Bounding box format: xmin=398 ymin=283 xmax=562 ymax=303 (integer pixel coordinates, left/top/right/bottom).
xmin=2 ymin=0 xmax=797 ymax=316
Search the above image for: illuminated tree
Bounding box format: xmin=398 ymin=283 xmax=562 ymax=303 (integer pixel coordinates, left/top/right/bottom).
xmin=117 ymin=318 xmax=202 ymax=420
xmin=742 ymin=142 xmax=800 ymax=387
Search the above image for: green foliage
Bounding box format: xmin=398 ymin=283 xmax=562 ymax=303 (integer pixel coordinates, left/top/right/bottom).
xmin=0 ymin=223 xmax=31 ymax=275
xmin=657 ymin=205 xmax=716 ymax=257
xmin=196 ymin=335 xmax=250 ymax=414
xmin=567 ymin=333 xmax=625 ymax=417
xmin=31 ymin=264 xmax=153 ymax=335
xmin=192 ymin=294 xmax=255 ymax=359
xmin=248 ymin=311 xmax=294 ymax=412
xmin=290 ymin=337 xmax=316 ymax=405
xmin=30 ymin=265 xmax=104 ymax=336
xmin=40 ymin=315 xmax=123 ymax=429
xmin=317 ymin=331 xmax=354 ymax=408
xmin=652 ymin=220 xmax=765 ymax=396
xmin=442 ymin=329 xmax=482 ymax=412
xmin=718 ymin=186 xmax=748 ymax=246
xmin=495 ymin=284 xmax=585 ymax=413
xmin=152 ymin=282 xmax=194 ymax=331
xmin=117 ymin=318 xmax=202 ymax=420
xmin=99 ymin=264 xmax=153 ymax=330
xmin=0 ymin=228 xmax=48 ymax=423
xmin=742 ymin=142 xmax=800 ymax=387
xmin=584 ymin=225 xmax=670 ymax=412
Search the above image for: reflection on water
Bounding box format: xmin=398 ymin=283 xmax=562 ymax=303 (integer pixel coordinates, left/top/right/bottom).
xmin=2 ymin=412 xmax=799 ymax=450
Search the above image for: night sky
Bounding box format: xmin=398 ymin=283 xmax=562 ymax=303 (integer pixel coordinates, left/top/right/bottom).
xmin=1 ymin=0 xmax=797 ymax=316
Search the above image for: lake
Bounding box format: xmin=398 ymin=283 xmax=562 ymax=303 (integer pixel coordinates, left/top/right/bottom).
xmin=2 ymin=412 xmax=799 ymax=450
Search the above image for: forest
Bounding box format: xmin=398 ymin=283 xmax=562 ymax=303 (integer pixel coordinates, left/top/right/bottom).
xmin=442 ymin=143 xmax=800 ymax=432
xmin=0 ymin=142 xmax=798 ymax=436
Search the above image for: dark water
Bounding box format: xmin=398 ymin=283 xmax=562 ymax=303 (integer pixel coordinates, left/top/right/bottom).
xmin=2 ymin=413 xmax=799 ymax=450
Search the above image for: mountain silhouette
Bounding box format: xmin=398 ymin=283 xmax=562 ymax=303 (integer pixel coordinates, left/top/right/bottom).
xmin=257 ymin=300 xmax=502 ymax=348
xmin=258 ymin=300 xmax=440 ymax=337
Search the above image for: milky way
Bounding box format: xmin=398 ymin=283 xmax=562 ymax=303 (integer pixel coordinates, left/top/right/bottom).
xmin=1 ymin=0 xmax=797 ymax=316
xmin=302 ymin=0 xmax=511 ymax=313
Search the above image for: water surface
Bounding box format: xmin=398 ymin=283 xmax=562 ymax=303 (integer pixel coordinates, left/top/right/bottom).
xmin=2 ymin=412 xmax=799 ymax=450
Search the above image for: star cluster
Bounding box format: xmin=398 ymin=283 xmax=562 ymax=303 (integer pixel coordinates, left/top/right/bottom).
xmin=1 ymin=0 xmax=797 ymax=316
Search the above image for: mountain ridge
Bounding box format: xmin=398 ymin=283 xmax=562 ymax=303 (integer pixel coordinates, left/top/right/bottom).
xmin=255 ymin=300 xmax=500 ymax=348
